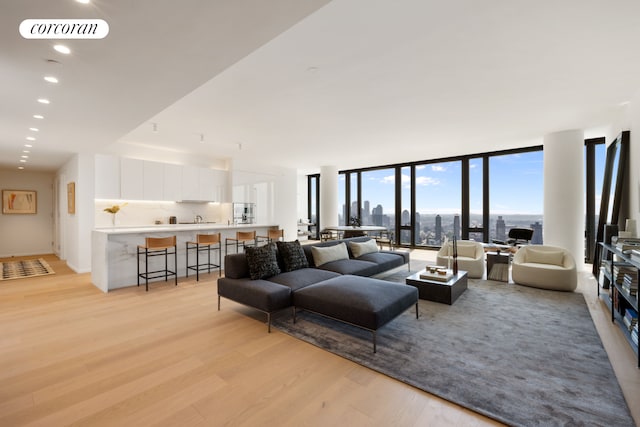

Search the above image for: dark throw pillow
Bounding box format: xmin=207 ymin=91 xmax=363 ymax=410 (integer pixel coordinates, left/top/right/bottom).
xmin=245 ymin=243 xmax=281 ymax=280
xmin=276 ymin=240 xmax=309 ymax=272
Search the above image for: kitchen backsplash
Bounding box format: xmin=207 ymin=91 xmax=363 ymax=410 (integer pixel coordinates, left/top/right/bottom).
xmin=95 ymin=200 xmax=233 ymax=228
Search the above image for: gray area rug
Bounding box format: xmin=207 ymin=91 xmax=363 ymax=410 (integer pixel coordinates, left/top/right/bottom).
xmin=272 ymin=263 xmax=635 ymax=427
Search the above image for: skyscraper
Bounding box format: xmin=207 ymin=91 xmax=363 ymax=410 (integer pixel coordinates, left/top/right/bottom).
xmin=363 ymin=200 xmax=370 ymax=225
xmin=453 ymin=215 xmax=460 ymax=240
xmin=531 ymin=221 xmax=543 ymax=244
xmin=372 ymin=204 xmax=384 ymax=226
xmin=496 ymin=216 xmax=506 ymax=242
xmin=435 ymin=214 xmax=442 ymax=244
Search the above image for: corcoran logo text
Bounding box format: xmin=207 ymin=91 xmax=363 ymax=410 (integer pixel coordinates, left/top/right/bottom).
xmin=19 ymin=19 xmax=109 ymax=39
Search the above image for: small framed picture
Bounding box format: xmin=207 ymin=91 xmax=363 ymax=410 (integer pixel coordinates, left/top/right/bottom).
xmin=2 ymin=190 xmax=37 ymax=214
xmin=67 ymin=182 xmax=76 ymax=214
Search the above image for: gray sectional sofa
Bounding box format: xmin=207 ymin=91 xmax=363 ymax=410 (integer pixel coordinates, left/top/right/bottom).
xmin=217 ymin=237 xmax=415 ymax=350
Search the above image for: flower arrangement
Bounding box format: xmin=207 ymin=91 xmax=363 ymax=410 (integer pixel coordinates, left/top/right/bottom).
xmin=104 ymin=203 xmax=127 ymax=226
xmin=104 ymin=202 xmax=127 ymax=214
xmin=349 ymin=216 xmax=361 ymax=227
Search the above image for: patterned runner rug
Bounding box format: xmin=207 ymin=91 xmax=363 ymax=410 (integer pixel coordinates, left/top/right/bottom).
xmin=0 ymin=258 xmax=55 ymax=281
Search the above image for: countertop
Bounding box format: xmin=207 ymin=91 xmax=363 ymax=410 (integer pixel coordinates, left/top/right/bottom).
xmin=94 ymin=223 xmax=275 ymax=235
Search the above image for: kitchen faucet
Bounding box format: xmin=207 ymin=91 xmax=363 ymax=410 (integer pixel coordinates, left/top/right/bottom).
xmin=194 ymin=214 xmax=203 ymax=223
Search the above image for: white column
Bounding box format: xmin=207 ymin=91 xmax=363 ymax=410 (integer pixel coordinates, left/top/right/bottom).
xmin=543 ymin=130 xmax=585 ymax=270
xmin=320 ymin=166 xmax=338 ymax=230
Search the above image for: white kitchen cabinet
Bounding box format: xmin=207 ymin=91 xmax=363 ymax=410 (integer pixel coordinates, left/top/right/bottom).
xmin=163 ymin=164 xmax=182 ymax=201
xmin=120 ymin=158 xmax=144 ymax=200
xmin=198 ymin=168 xmax=217 ymax=201
xmin=181 ymin=166 xmax=200 ymax=201
xmin=213 ymin=169 xmax=229 ymax=202
xmin=94 ymin=154 xmax=120 ymax=199
xmin=143 ymin=161 xmax=164 ymax=201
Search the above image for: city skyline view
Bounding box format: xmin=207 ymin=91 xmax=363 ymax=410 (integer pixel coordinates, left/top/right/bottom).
xmin=339 ymin=151 xmax=546 ymax=216
xmin=330 ymin=145 xmax=606 ymax=246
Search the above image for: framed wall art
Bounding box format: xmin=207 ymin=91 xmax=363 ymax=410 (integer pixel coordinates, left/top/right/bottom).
xmin=2 ymin=190 xmax=37 ymax=214
xmin=67 ymin=182 xmax=76 ymax=214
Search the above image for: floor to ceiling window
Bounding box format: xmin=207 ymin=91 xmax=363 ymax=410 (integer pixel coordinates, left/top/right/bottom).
xmin=489 ymin=151 xmax=544 ymax=244
xmin=360 ymin=168 xmax=396 ymax=237
xmin=338 ymin=173 xmax=346 ymax=225
xmin=399 ymin=166 xmax=412 ymax=245
xmin=307 ymin=174 xmax=319 ymax=240
xmin=312 ymin=139 xmax=603 ymax=250
xmin=467 ymin=157 xmax=485 ymax=242
xmin=414 ymin=161 xmax=461 ymax=247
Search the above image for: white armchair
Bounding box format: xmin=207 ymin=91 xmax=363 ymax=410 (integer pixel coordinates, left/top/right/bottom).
xmin=436 ymin=240 xmax=485 ymax=279
xmin=512 ymin=245 xmax=577 ymax=291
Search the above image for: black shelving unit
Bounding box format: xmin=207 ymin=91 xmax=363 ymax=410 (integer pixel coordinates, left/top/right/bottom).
xmin=598 ymin=243 xmax=639 ymax=368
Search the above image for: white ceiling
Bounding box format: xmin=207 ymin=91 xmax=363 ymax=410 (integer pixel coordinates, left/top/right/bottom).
xmin=2 ymin=0 xmax=640 ymax=174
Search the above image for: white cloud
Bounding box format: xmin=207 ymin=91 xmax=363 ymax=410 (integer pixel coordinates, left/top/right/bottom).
xmin=416 ymin=176 xmax=440 ymax=186
xmin=431 ymin=165 xmax=446 ymax=172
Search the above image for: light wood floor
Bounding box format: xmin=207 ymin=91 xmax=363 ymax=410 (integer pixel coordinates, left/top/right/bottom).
xmin=0 ymin=252 xmax=638 ymax=427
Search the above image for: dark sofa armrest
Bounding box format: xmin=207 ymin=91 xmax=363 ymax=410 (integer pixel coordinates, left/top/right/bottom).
xmin=218 ymin=277 xmax=292 ymax=313
xmin=380 ymin=249 xmax=410 ymax=264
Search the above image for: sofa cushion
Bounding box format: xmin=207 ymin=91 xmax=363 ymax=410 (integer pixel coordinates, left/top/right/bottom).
xmin=349 ymin=239 xmax=379 ymax=258
xmin=457 ymin=243 xmax=477 ymax=259
xmin=245 ymin=243 xmax=281 ymax=280
xmin=316 ymin=258 xmax=379 ymax=276
xmin=293 ymin=275 xmax=418 ymax=331
xmin=223 ymin=253 xmax=250 ymax=279
xmin=276 ymin=240 xmax=309 ymax=272
xmin=526 ymin=248 xmax=564 ymax=266
xmin=357 ymin=252 xmax=406 ymax=273
xmin=312 ymin=242 xmax=350 ymax=266
xmin=217 ymin=277 xmax=291 ymax=312
xmin=267 ymin=268 xmax=340 ymax=291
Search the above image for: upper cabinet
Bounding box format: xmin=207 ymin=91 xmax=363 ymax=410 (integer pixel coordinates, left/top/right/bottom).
xmin=163 ymin=163 xmax=182 ymax=201
xmin=182 ymin=166 xmax=228 ymax=202
xmin=181 ymin=166 xmax=200 ymax=201
xmin=120 ymin=158 xmax=144 ymax=200
xmin=213 ymin=169 xmax=229 ymax=203
xmin=95 ymin=155 xmax=228 ymax=202
xmin=94 ymin=154 xmax=120 ymax=199
xmin=199 ymin=168 xmax=217 ymax=202
xmin=143 ymin=161 xmax=164 ymax=201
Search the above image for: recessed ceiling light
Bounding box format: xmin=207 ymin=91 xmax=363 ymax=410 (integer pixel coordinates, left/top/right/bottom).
xmin=54 ymin=44 xmax=71 ymax=54
xmin=23 ymin=150 xmax=30 ymax=153
xmin=37 ymin=98 xmax=50 ymax=104
xmin=76 ymin=0 xmax=90 ymax=3
xmin=44 ymin=76 xmax=58 ymax=83
xmin=18 ymin=166 xmax=24 ymax=170
xmin=33 ymin=114 xmax=44 ymax=119
xmin=29 ymin=127 xmax=39 ymax=132
xmin=21 ymin=155 xmax=29 ymax=159
xmin=26 ymin=136 xmax=36 ymax=141
xmin=24 ymin=144 xmax=33 ymax=148
xmin=20 ymin=159 xmax=27 ymax=163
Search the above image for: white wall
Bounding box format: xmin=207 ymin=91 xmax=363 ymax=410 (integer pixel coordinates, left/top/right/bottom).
xmin=56 ymin=154 xmax=94 ymax=273
xmin=0 ymin=169 xmax=54 ymax=257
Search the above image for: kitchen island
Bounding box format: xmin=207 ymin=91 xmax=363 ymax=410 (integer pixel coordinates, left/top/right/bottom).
xmin=91 ymin=223 xmax=277 ymax=292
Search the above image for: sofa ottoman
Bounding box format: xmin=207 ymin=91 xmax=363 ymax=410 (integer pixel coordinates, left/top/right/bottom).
xmin=292 ymin=275 xmax=419 ymax=352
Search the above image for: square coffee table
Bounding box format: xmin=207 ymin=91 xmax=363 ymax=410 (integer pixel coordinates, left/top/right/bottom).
xmin=405 ymin=270 xmax=468 ymax=305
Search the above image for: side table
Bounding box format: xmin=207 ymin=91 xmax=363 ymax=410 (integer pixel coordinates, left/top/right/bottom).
xmin=486 ymin=251 xmax=510 ymax=282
